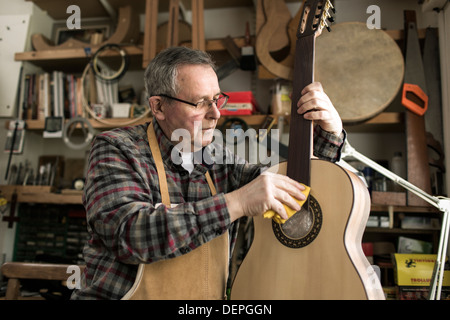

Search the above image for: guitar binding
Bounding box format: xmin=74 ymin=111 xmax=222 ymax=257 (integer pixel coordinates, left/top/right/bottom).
xmin=272 ymin=195 xmax=322 ymax=248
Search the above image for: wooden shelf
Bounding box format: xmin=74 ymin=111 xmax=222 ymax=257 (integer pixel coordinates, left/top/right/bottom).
xmin=6 ymin=114 xmax=277 ymax=131
xmin=370 ymin=204 xmax=439 ymax=214
xmin=365 ymin=227 xmax=440 ymax=235
xmin=6 ymin=112 xmax=404 ymax=136
xmin=344 ymin=112 xmax=405 ymax=133
xmin=18 ymin=117 xmax=152 ymax=130
xmin=8 ymin=112 xmax=404 ymax=132
xmin=15 ymin=45 xmax=144 ymax=73
xmin=14 ymin=37 xmax=248 ymax=72
xmin=0 ymin=185 xmax=82 ymax=205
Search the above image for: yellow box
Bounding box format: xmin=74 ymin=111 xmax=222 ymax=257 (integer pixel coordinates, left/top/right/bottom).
xmin=393 ymin=254 xmax=450 ymax=287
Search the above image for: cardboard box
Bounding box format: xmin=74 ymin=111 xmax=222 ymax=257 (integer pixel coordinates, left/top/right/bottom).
xmin=401 ymin=216 xmax=440 ymax=229
xmin=111 ymin=103 xmax=131 ymax=118
xmin=397 ymin=236 xmax=433 ymax=254
xmin=371 ymin=191 xmax=406 ymax=206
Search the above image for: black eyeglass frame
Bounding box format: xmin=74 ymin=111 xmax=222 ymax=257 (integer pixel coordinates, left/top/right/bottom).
xmin=153 ymin=93 xmax=229 ymax=110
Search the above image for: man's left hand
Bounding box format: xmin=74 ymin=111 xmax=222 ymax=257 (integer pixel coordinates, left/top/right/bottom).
xmin=297 ymin=82 xmax=343 ymax=136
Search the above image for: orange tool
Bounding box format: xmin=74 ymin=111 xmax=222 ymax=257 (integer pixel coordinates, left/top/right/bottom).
xmin=402 ymin=21 xmax=428 ymax=116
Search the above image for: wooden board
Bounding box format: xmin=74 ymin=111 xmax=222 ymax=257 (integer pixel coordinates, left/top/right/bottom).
xmin=0 ymin=14 xmax=30 ymax=117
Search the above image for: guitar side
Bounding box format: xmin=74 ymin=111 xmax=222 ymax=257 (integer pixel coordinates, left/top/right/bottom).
xmin=230 ymin=159 xmax=385 ymax=300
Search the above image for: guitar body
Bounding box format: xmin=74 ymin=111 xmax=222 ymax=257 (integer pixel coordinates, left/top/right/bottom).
xmin=230 ymin=160 xmax=385 ymax=300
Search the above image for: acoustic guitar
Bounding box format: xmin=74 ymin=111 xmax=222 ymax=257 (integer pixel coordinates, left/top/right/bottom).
xmin=230 ymin=0 xmax=385 ymax=300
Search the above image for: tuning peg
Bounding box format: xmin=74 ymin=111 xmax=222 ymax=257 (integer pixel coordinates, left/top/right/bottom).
xmin=322 ymin=19 xmax=331 ymax=32
xmin=325 ymin=0 xmax=336 ymax=14
xmin=328 ymin=16 xmax=335 ymax=23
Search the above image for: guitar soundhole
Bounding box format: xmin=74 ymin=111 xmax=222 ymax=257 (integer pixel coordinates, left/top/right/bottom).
xmin=272 ymin=195 xmax=322 ymax=248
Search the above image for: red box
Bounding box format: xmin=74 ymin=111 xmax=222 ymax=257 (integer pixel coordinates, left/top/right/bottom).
xmin=220 ymin=91 xmax=258 ymax=116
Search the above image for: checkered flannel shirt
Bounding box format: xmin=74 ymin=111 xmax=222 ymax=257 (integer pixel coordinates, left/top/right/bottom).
xmin=71 ymin=119 xmax=345 ymax=299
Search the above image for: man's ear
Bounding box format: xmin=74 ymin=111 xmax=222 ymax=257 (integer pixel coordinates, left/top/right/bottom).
xmin=149 ymin=96 xmax=165 ymax=121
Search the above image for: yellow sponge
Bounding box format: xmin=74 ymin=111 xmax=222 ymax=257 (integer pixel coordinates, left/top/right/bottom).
xmin=263 ymin=184 xmax=311 ymax=224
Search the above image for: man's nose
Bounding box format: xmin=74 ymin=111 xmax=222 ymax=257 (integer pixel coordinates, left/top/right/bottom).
xmin=206 ymin=102 xmax=221 ymax=119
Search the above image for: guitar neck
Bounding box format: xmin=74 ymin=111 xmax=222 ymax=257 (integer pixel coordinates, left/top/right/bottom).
xmin=286 ymin=34 xmax=316 ymax=186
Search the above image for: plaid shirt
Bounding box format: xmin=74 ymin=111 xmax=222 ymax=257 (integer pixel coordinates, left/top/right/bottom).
xmin=71 ymin=119 xmax=345 ymax=300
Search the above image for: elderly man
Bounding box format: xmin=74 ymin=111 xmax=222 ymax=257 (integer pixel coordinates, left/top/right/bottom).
xmin=71 ymin=46 xmax=344 ymax=300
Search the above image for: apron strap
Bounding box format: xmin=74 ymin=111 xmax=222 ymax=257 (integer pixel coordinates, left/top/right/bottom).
xmin=205 ymin=170 xmax=217 ymax=196
xmin=147 ymin=122 xmax=171 ymax=206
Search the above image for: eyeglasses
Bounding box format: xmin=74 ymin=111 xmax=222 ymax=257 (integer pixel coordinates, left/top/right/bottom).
xmin=155 ymin=93 xmax=229 ymax=110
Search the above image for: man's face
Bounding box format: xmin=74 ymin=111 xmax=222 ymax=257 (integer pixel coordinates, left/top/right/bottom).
xmin=158 ymin=64 xmax=222 ymax=151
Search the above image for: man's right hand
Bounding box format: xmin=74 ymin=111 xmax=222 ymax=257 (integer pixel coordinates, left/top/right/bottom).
xmin=224 ymin=172 xmax=307 ymax=223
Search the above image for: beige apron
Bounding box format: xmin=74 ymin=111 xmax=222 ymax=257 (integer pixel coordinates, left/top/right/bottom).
xmin=122 ymin=123 xmax=229 ymax=300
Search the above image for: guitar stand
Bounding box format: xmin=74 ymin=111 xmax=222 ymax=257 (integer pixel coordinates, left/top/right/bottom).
xmin=341 ymin=140 xmax=450 ymax=300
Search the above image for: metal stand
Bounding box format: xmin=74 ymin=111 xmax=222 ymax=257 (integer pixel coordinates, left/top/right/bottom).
xmin=341 ymin=140 xmax=450 ymax=300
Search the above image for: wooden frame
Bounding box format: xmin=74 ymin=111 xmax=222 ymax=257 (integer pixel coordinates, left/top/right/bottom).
xmin=1 ymin=262 xmax=85 ymax=300
xmin=143 ymin=0 xmax=159 ymax=68
xmin=191 ymin=0 xmax=205 ymax=50
xmin=142 ymin=0 xmax=205 ymax=69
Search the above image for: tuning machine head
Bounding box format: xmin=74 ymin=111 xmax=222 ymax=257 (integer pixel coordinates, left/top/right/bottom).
xmin=299 ymin=0 xmax=336 ymax=38
xmin=321 ymin=0 xmax=336 ymax=32
xmin=310 ymin=0 xmax=335 ymax=33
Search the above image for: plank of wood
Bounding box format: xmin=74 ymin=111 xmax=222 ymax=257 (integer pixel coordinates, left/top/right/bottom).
xmin=143 ymin=0 xmax=159 ymax=68
xmin=167 ymin=0 xmax=180 ymax=48
xmin=191 ymin=0 xmax=205 ymax=50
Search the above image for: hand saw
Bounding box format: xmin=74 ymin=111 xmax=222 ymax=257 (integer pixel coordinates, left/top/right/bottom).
xmin=402 ymin=19 xmax=429 ymax=116
xmin=403 ymin=10 xmax=432 ymax=206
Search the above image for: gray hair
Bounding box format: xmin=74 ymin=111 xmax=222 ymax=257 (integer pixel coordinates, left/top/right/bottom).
xmin=144 ymin=46 xmax=216 ymax=99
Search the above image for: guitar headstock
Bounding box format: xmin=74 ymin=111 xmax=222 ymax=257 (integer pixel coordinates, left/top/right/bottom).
xmin=298 ymin=0 xmax=335 ymax=39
